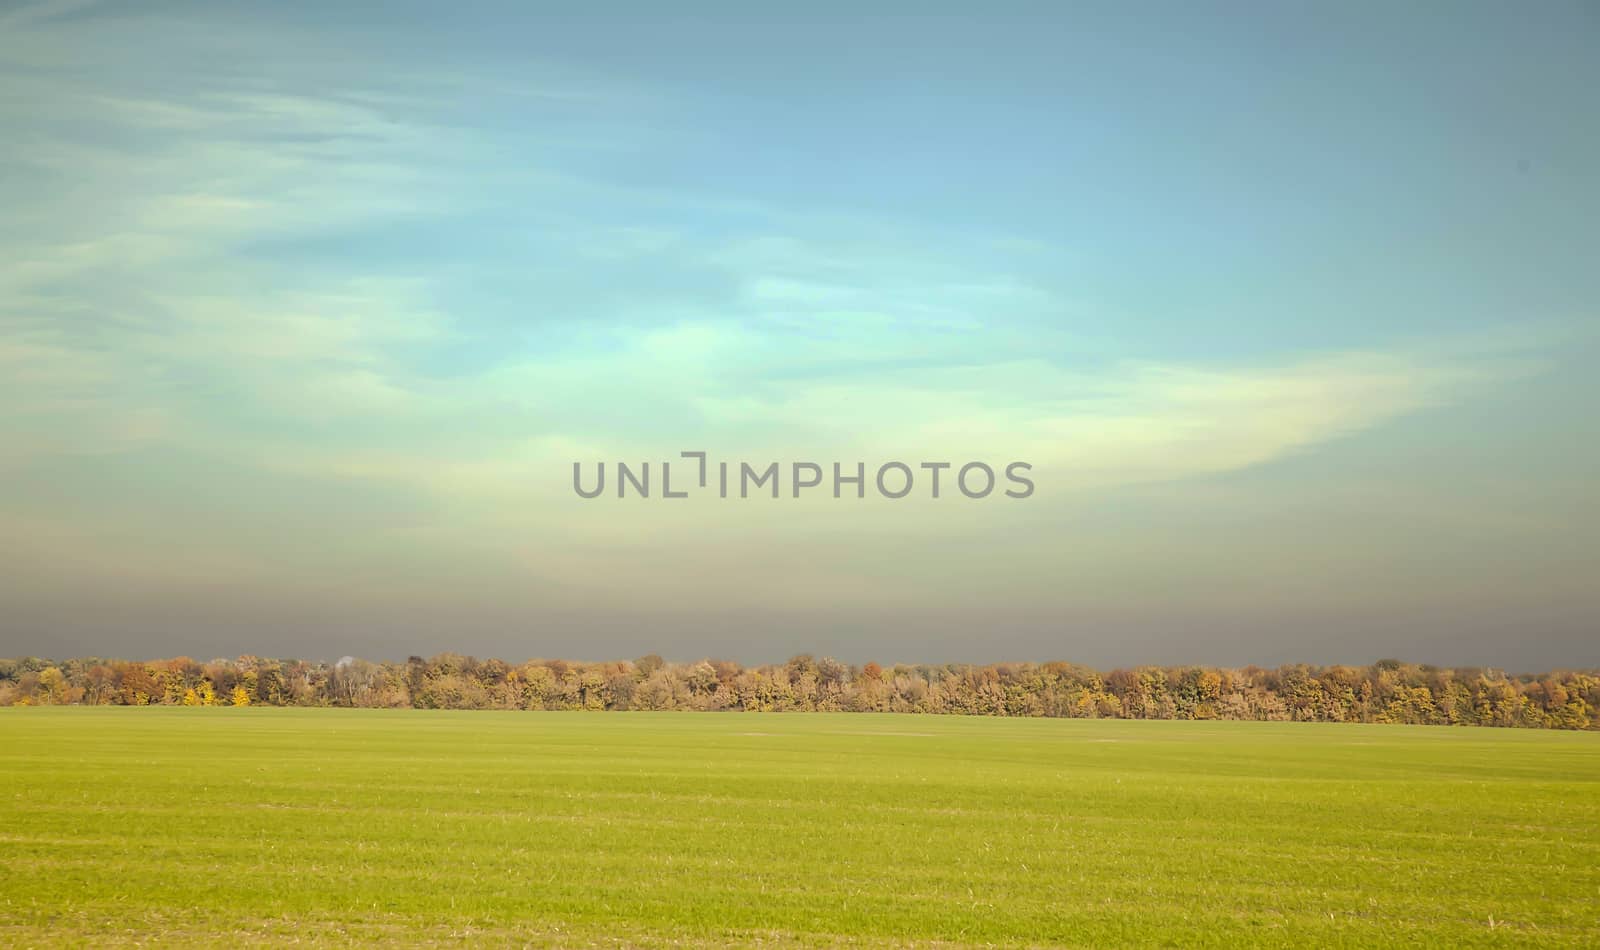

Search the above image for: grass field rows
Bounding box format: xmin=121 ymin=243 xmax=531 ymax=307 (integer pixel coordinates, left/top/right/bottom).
xmin=2 ymin=709 xmax=1597 ymax=947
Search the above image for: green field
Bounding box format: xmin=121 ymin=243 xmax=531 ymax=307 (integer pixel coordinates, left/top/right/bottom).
xmin=1 ymin=710 xmax=1597 ymax=947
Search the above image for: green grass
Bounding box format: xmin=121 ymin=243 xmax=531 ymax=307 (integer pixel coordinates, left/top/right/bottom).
xmin=1 ymin=710 xmax=1597 ymax=947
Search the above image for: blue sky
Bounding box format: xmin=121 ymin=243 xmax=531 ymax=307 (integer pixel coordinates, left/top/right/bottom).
xmin=1 ymin=0 xmax=1596 ymax=666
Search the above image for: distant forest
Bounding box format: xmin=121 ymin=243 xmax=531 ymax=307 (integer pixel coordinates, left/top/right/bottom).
xmin=3 ymin=653 xmax=1596 ymax=729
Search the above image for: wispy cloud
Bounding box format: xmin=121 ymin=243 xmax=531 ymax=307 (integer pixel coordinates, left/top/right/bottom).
xmin=0 ymin=2 xmax=1566 ymax=626
xmin=0 ymin=0 xmax=100 ymax=31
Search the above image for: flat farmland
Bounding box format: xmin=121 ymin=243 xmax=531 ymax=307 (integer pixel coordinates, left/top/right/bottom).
xmin=1 ymin=709 xmax=1596 ymax=947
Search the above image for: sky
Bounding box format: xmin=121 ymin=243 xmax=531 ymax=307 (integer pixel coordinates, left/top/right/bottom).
xmin=1 ymin=0 xmax=1596 ymax=669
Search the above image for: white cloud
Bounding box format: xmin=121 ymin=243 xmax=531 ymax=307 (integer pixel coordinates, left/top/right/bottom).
xmin=0 ymin=2 xmax=1553 ymax=594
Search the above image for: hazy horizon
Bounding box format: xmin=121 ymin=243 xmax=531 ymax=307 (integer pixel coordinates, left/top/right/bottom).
xmin=2 ymin=1 xmax=1597 ymax=669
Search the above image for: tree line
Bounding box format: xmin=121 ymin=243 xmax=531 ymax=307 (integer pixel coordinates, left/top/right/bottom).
xmin=3 ymin=653 xmax=1595 ymax=729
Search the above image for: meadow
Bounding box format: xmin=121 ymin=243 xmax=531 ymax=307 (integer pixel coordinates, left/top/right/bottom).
xmin=1 ymin=709 xmax=1597 ymax=947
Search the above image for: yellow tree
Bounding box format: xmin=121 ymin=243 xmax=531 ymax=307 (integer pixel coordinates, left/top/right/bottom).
xmin=38 ymin=667 xmax=67 ymax=705
xmin=230 ymin=685 xmax=251 ymax=707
